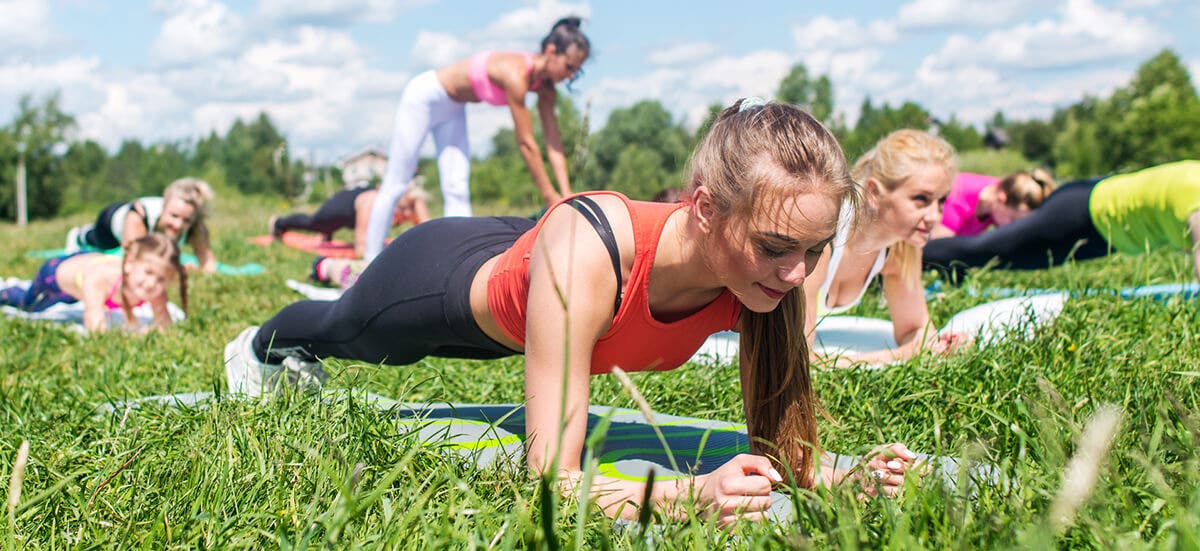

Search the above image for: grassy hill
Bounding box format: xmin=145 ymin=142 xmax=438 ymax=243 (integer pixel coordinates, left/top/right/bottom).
xmin=1 ymin=192 xmax=1198 ymax=548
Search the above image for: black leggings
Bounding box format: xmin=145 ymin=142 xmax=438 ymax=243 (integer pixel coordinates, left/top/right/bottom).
xmin=274 ymin=188 xmax=368 ymax=238
xmin=254 ymin=216 xmax=534 ymax=365
xmin=922 ymin=178 xmax=1111 ymax=279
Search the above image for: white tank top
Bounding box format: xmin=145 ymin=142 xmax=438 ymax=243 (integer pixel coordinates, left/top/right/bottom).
xmin=816 ymin=204 xmax=887 ymax=316
xmin=108 ymin=197 xmax=189 ymax=247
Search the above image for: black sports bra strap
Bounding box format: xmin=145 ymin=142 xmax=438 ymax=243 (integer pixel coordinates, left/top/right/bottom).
xmin=566 ymin=196 xmax=623 ymax=315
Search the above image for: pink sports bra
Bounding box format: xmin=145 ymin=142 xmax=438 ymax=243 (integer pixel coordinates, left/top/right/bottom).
xmin=468 ymin=51 xmax=538 ymax=106
xmin=104 ymin=279 xmax=145 ymax=310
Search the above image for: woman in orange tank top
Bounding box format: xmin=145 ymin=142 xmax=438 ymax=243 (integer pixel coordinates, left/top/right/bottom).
xmin=225 ymin=99 xmax=920 ymax=526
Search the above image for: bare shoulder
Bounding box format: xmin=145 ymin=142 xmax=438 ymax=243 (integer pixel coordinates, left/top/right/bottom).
xmin=538 ymin=194 xmax=636 ymax=264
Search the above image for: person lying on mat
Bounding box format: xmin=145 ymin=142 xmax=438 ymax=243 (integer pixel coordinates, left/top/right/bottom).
xmin=270 ymin=179 xmax=430 ymax=259
xmin=66 ymin=178 xmax=218 ymax=273
xmin=3 ymin=234 xmax=187 ymax=332
xmin=804 ymin=130 xmax=971 ymax=367
xmin=225 ymin=99 xmax=920 ymax=525
xmin=931 ymin=168 xmax=1057 ymax=239
xmin=924 ymin=160 xmax=1200 ymax=281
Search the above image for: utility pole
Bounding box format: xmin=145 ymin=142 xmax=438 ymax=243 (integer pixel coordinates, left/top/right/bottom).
xmin=15 ymin=125 xmax=29 ymax=226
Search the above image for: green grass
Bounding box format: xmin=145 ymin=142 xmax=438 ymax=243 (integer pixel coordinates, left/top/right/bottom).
xmin=2 ymin=193 xmax=1200 ymax=548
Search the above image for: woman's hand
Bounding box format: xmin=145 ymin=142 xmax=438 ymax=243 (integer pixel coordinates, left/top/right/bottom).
xmin=929 ymin=331 xmax=972 ymax=355
xmin=694 ymin=454 xmax=782 ymax=527
xmin=829 ymin=443 xmax=920 ymax=498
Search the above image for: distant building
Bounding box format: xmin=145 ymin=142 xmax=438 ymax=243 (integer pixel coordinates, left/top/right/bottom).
xmin=983 ymin=128 xmax=1010 ymax=150
xmin=336 ymin=147 xmax=388 ymax=189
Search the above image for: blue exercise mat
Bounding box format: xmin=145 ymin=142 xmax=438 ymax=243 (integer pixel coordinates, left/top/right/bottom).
xmin=25 ymin=247 xmax=264 ymax=276
xmin=925 ymin=280 xmax=1199 ymax=302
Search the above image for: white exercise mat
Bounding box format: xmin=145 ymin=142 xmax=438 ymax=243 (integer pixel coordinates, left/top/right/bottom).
xmin=690 ymin=293 xmax=1069 ymax=365
xmin=286 ymin=279 xmax=344 ymax=301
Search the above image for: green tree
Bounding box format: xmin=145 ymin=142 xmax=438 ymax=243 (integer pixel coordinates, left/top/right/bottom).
xmin=1103 ymin=49 xmax=1200 ymax=171
xmin=776 ymin=64 xmax=834 ymax=123
xmin=584 ymin=100 xmax=689 ymax=192
xmin=0 ymin=93 xmax=76 ymax=220
xmin=937 ymin=115 xmax=983 ymax=153
xmin=59 ymin=139 xmax=108 ymax=212
xmin=1004 ymin=119 xmax=1057 ymax=167
xmin=608 ymin=145 xmax=666 ymax=201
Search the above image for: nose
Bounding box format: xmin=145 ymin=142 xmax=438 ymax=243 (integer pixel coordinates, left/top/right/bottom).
xmin=777 ymin=257 xmax=807 ymax=287
xmin=924 ymin=205 xmax=941 ymax=224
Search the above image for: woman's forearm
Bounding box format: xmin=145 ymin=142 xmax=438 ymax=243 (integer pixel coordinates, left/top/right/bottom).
xmin=518 ymin=139 xmax=560 ymax=204
xmin=561 ymin=471 xmax=698 ymax=521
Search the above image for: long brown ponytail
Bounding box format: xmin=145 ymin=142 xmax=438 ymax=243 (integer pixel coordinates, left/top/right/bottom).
xmin=686 ymin=99 xmax=859 ymax=486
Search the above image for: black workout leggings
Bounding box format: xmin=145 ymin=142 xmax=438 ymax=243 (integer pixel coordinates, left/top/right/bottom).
xmin=274 ymin=187 xmax=368 ymax=238
xmin=254 ymin=216 xmax=534 ymax=365
xmin=922 ymin=178 xmax=1111 ymax=279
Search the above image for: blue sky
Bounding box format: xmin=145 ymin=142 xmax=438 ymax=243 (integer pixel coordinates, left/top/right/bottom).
xmin=2 ymin=0 xmax=1197 ymax=162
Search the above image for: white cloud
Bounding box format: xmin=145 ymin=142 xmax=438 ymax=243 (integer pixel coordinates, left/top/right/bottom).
xmin=646 ymin=42 xmax=717 ymax=66
xmin=1118 ymin=0 xmax=1173 ymax=8
xmin=151 ymin=0 xmax=248 ymax=66
xmin=789 ymin=17 xmax=906 ymax=124
xmin=587 ymin=50 xmax=790 ymax=130
xmin=410 ymin=31 xmax=472 ymax=68
xmin=256 ymin=0 xmax=436 ymax=26
xmin=896 ymin=0 xmax=1037 ymax=29
xmin=410 ymin=1 xmax=592 ymax=69
xmin=792 ymin=16 xmax=897 ymax=52
xmin=930 ymin=0 xmax=1167 ymax=70
xmin=0 ymin=0 xmax=62 ymax=54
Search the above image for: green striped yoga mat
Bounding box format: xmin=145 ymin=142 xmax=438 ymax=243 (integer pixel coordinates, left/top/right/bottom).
xmin=100 ymin=391 xmax=998 ymax=522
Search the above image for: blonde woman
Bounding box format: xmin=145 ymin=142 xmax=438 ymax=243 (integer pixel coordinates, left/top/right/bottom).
xmin=804 ymin=129 xmax=969 ymax=366
xmin=67 ymin=178 xmax=217 ymax=273
xmin=227 ymin=100 xmax=919 ymax=525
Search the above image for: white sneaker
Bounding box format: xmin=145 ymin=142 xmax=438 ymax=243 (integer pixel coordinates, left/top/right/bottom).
xmin=224 ymin=326 xmax=279 ymax=397
xmin=281 ymin=357 xmax=328 ymax=391
xmin=64 ymin=225 xmax=87 ymax=253
xmin=224 ymin=326 xmax=327 ymax=397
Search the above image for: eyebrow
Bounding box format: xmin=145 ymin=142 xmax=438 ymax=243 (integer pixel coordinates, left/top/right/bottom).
xmin=757 ymin=231 xmax=836 ymax=247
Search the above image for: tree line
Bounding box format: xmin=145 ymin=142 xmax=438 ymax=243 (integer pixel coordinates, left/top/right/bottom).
xmin=0 ymin=48 xmax=1197 ymax=221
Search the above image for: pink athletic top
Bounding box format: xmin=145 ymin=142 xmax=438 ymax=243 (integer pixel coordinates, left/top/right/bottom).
xmin=468 ymin=51 xmax=537 ymax=106
xmin=940 ymin=173 xmax=1001 ymax=237
xmin=103 ymin=279 xmax=145 ymax=310
xmin=488 ymin=191 xmax=742 ymax=375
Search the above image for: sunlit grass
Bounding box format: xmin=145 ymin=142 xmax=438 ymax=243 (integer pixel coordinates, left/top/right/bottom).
xmin=1 ymin=191 xmax=1199 ymax=547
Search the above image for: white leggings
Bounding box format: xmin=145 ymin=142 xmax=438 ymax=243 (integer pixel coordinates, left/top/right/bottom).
xmin=365 ymin=70 xmax=471 ymax=261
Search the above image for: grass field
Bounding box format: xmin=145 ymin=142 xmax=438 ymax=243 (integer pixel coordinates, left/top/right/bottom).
xmin=2 ymin=192 xmax=1200 ymax=548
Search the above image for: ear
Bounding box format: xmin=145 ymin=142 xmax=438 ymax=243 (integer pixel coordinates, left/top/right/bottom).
xmin=864 ymin=177 xmax=888 ymax=209
xmin=543 ymin=43 xmax=559 ymax=56
xmin=690 ymin=185 xmax=716 ymax=234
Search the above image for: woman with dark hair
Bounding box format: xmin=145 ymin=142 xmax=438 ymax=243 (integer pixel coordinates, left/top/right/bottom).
xmin=923 ymin=161 xmax=1200 ymax=279
xmin=226 ymin=99 xmax=919 ymax=525
xmin=363 ymin=17 xmax=591 ymax=261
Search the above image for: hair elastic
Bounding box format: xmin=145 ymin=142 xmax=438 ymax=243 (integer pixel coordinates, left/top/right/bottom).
xmin=739 ymin=96 xmax=768 ymax=112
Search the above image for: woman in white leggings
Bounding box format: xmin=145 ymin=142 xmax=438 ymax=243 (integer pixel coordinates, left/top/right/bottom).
xmin=364 ymin=17 xmax=591 ymax=260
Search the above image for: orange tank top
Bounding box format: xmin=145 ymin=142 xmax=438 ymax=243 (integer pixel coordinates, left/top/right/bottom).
xmin=487 ymin=191 xmax=741 ymax=375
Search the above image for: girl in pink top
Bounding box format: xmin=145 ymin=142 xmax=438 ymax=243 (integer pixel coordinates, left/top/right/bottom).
xmin=932 ymin=169 xmax=1057 ymax=238
xmin=363 ymin=17 xmax=591 ymax=261
xmin=1 ymin=234 xmax=187 ymax=332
